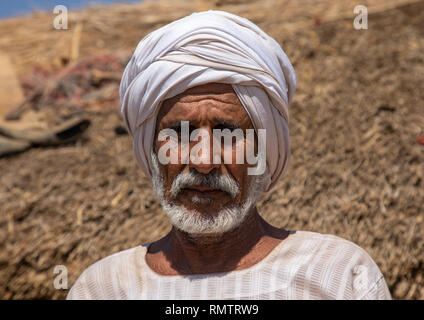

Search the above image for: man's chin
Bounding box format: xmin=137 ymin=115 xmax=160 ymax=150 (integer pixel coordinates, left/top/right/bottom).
xmin=162 ymin=201 xmax=248 ymax=235
xmin=169 ymin=201 xmax=229 ymax=220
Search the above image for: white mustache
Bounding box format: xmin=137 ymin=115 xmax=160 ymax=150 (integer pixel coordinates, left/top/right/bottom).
xmin=169 ymin=170 xmax=240 ymax=199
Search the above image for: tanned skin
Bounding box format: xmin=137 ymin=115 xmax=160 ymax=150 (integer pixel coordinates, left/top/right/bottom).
xmin=145 ymin=83 xmax=290 ymax=275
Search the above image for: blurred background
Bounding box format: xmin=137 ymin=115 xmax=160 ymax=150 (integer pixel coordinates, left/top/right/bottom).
xmin=0 ymin=0 xmax=423 ymax=299
xmin=0 ymin=1 xmax=140 ymax=19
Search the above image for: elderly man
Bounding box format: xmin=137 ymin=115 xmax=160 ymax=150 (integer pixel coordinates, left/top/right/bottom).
xmin=67 ymin=11 xmax=391 ymax=300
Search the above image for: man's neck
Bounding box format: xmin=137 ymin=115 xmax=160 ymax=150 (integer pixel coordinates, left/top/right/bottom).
xmin=146 ymin=207 xmax=289 ymax=275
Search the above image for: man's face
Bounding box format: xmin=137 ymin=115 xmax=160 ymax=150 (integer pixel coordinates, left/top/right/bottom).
xmin=154 ymin=83 xmax=256 ymax=220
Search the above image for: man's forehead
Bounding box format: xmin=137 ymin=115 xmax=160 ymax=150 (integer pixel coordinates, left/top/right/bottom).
xmin=157 ymin=83 xmax=249 ymax=126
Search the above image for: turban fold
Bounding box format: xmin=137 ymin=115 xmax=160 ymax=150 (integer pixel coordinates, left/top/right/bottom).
xmin=120 ymin=10 xmax=296 ymax=191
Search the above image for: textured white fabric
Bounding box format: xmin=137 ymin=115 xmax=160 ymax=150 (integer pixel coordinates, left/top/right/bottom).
xmin=119 ymin=10 xmax=297 ymax=191
xmin=67 ymin=231 xmax=391 ymax=300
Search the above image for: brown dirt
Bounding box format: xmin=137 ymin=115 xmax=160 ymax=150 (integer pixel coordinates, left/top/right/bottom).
xmin=0 ymin=0 xmax=423 ymax=299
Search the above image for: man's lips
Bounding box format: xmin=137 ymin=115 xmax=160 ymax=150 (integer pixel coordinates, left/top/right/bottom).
xmin=181 ymin=186 xmax=228 ymax=197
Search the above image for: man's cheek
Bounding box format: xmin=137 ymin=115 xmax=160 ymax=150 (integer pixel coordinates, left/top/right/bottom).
xmin=158 ymin=135 xmax=179 ymax=165
xmin=180 ymin=141 xmax=190 ymax=165
xmin=221 ymin=140 xmax=244 ymax=165
xmin=163 ymin=164 xmax=176 ymax=184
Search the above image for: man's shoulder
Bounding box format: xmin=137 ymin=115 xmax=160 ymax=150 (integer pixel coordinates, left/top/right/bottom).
xmin=67 ymin=245 xmax=147 ymax=300
xmin=87 ymin=246 xmax=141 ymax=272
xmin=288 ymin=230 xmax=372 ymax=256
xmin=285 ymin=230 xmax=381 ymax=272
xmin=278 ymin=230 xmax=391 ymax=299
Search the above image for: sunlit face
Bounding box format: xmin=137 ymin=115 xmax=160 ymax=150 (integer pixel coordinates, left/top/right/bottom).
xmin=151 ymin=83 xmax=266 ymax=234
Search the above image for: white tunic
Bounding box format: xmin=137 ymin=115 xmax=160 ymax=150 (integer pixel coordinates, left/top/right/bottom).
xmin=66 ymin=231 xmax=391 ymax=300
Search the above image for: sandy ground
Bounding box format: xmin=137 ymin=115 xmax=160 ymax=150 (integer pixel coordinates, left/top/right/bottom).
xmin=0 ymin=0 xmax=423 ymax=299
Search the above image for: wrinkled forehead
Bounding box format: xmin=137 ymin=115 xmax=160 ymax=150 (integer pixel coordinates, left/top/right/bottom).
xmin=155 ymin=83 xmax=253 ymax=131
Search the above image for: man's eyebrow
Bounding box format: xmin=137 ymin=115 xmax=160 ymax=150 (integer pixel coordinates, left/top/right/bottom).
xmin=162 ymin=120 xmax=189 ymax=128
xmin=213 ymin=117 xmax=239 ymax=129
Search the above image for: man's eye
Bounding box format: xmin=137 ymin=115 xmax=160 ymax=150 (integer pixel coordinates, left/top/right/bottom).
xmin=170 ymin=125 xmax=197 ymax=134
xmin=172 ymin=125 xmax=182 ymax=134
xmin=214 ymin=124 xmax=237 ymax=131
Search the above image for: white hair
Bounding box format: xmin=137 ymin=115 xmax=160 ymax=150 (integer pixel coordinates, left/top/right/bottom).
xmin=151 ymin=151 xmax=267 ymax=235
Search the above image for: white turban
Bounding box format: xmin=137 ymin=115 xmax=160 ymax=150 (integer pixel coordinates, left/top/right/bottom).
xmin=120 ymin=10 xmax=296 ymax=191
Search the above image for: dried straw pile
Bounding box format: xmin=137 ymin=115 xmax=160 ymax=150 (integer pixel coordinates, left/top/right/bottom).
xmin=0 ymin=0 xmax=423 ymax=299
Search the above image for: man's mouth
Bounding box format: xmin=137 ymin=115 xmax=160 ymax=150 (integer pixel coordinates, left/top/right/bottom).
xmin=181 ymin=186 xmax=229 ymax=198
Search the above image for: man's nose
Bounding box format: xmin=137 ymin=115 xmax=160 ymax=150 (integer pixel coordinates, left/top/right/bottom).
xmin=189 ymin=127 xmax=220 ymax=175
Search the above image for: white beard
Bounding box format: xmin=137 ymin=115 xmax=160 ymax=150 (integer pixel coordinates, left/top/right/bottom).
xmin=150 ymin=151 xmax=267 ymax=235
